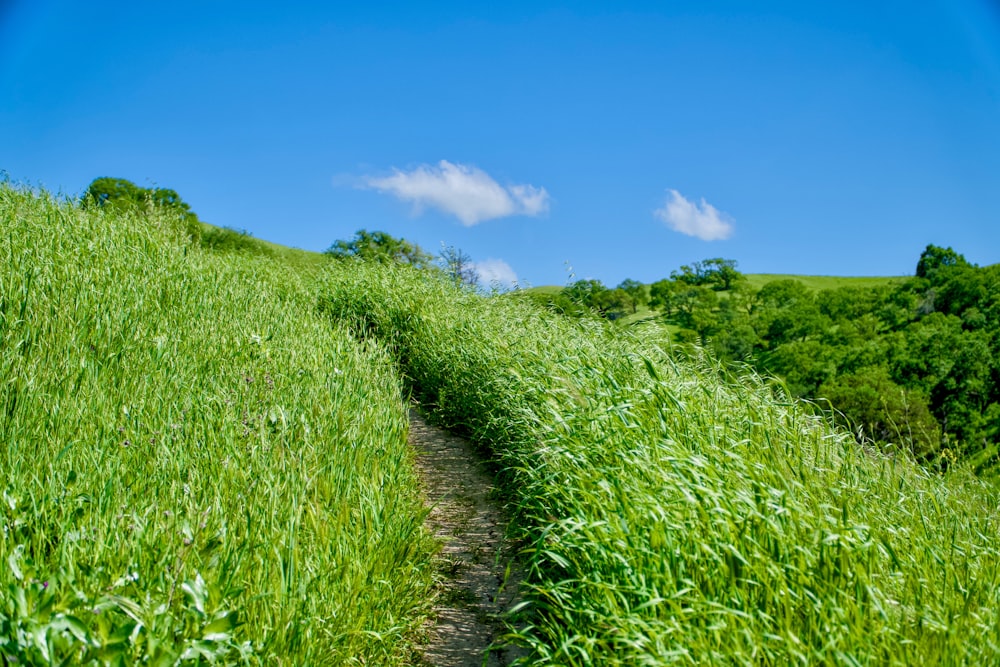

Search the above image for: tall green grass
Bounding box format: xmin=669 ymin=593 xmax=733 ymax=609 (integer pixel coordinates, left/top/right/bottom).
xmin=320 ymin=263 xmax=1000 ymax=665
xmin=0 ymin=186 xmax=435 ymax=664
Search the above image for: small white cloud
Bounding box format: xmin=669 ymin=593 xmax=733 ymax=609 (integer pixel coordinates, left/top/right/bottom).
xmin=654 ymin=189 xmax=734 ymax=241
xmin=364 ymin=160 xmax=550 ymax=225
xmin=473 ymin=258 xmax=519 ymax=289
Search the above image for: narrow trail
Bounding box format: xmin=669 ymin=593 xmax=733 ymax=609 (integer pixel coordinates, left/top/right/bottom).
xmin=408 ymin=408 xmax=527 ymax=667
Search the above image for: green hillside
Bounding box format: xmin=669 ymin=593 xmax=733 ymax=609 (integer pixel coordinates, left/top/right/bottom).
xmin=324 ymin=267 xmax=1000 ymax=665
xmin=4 ymin=184 xmax=1000 ymax=665
xmin=0 ymin=186 xmax=434 ymax=663
xmin=526 ymin=273 xmax=905 ymax=296
xmin=743 ymin=273 xmax=905 ymax=291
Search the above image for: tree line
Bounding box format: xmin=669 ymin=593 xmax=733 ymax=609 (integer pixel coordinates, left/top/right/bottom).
xmin=532 ymin=247 xmax=1000 ymax=475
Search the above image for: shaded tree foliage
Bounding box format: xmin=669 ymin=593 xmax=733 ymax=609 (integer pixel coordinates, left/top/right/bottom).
xmin=915 ymin=244 xmax=970 ymax=280
xmin=671 ymin=258 xmax=742 ymax=290
xmin=617 ymin=279 xmax=648 ymax=313
xmin=818 ymin=367 xmax=941 ymax=460
xmin=325 ymin=229 xmax=432 ymax=268
xmin=639 ymin=248 xmax=1000 ymax=473
xmin=81 ymin=177 xmax=202 ymax=242
xmin=529 ymin=279 xmax=635 ymax=321
xmin=752 ymin=280 xmax=826 ymax=347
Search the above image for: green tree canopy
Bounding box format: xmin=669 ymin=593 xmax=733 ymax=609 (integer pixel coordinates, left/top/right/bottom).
xmin=562 ymin=279 xmax=607 ymax=312
xmin=325 ymin=229 xmax=432 ymax=268
xmin=616 ymin=278 xmax=648 ymax=313
xmin=915 ymin=244 xmax=971 ymax=280
xmin=818 ymin=366 xmax=941 ymax=460
xmin=670 ymin=258 xmax=742 ymax=290
xmin=649 ymin=279 xmax=681 ymax=313
xmin=752 ymin=280 xmax=826 ymax=347
xmin=81 ymin=177 xmax=202 ymax=241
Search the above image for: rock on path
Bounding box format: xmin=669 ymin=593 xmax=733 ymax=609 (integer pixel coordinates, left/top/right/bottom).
xmin=408 ymin=408 xmax=525 ymax=667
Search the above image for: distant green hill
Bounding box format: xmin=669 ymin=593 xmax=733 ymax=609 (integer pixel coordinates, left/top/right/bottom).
xmin=525 ymin=273 xmax=906 ymax=295
xmin=743 ymin=273 xmax=905 ymax=291
xmin=522 ymin=274 xmax=908 ymax=327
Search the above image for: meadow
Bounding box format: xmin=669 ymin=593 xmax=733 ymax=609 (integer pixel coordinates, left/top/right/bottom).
xmin=741 ymin=274 xmax=904 ymax=292
xmin=0 ymin=186 xmax=434 ymax=664
xmin=4 ymin=184 xmax=1000 ymax=665
xmin=321 ymin=267 xmax=1000 ymax=665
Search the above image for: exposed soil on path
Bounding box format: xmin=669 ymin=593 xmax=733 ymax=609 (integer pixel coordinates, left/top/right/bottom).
xmin=408 ymin=407 xmax=527 ymax=667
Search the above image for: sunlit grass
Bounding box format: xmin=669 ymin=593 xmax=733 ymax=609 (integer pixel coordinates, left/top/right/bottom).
xmin=0 ymin=186 xmax=434 ymax=664
xmin=321 ymin=263 xmax=1000 ymax=666
xmin=6 ymin=182 xmax=998 ymax=665
xmin=742 ymin=274 xmax=905 ymax=292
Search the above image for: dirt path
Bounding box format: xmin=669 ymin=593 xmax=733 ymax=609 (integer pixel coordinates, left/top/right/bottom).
xmin=408 ymin=408 xmax=526 ymax=667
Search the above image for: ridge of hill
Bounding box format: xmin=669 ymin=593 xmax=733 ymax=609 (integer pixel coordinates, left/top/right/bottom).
xmin=525 ymin=273 xmax=906 ymax=295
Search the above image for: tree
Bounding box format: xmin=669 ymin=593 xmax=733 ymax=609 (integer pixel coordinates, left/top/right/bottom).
xmin=711 ymin=324 xmax=759 ymax=363
xmin=752 ymin=279 xmax=826 ymax=347
xmin=325 ymin=229 xmax=432 ymax=267
xmin=764 ymin=339 xmax=834 ymax=397
xmin=595 ymin=288 xmax=633 ymax=319
xmin=439 ymin=245 xmax=478 ymax=287
xmin=933 ymin=264 xmax=990 ymax=318
xmin=81 ymin=177 xmax=202 ymax=241
xmin=562 ymin=279 xmax=608 ymax=314
xmin=818 ymin=366 xmax=941 ymax=460
xmin=817 ymin=286 xmax=891 ymax=323
xmin=649 ymin=279 xmax=679 ymax=313
xmin=671 ymin=262 xmax=705 ymax=286
xmin=616 ymin=279 xmax=648 ymax=314
xmin=711 ymin=291 xmax=759 ymax=362
xmin=81 ymin=177 xmax=146 ymax=210
xmin=672 ymin=285 xmax=719 ymax=332
xmin=701 ymin=258 xmax=743 ymax=290
xmin=669 ymin=258 xmax=742 ymax=290
xmin=915 ymin=244 xmax=971 ymax=281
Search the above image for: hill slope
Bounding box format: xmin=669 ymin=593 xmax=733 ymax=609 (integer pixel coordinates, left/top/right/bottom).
xmin=0 ymin=186 xmax=434 ymax=663
xmin=4 ymin=185 xmax=1000 ymax=665
xmin=323 ymin=264 xmax=1000 ymax=665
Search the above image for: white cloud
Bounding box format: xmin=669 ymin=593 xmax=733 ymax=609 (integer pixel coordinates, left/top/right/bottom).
xmin=364 ymin=160 xmax=550 ymax=225
xmin=473 ymin=258 xmax=519 ymax=289
xmin=654 ymin=189 xmax=734 ymax=241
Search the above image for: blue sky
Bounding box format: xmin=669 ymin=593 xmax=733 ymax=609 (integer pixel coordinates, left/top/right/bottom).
xmin=2 ymin=1 xmax=999 ymax=287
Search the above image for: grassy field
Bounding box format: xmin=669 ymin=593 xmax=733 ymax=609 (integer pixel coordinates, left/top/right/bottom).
xmin=742 ymin=274 xmax=905 ymax=291
xmin=322 ymin=264 xmax=1000 ymax=666
xmin=0 ymin=186 xmax=434 ymax=664
xmin=5 ymin=185 xmax=1000 ymax=665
